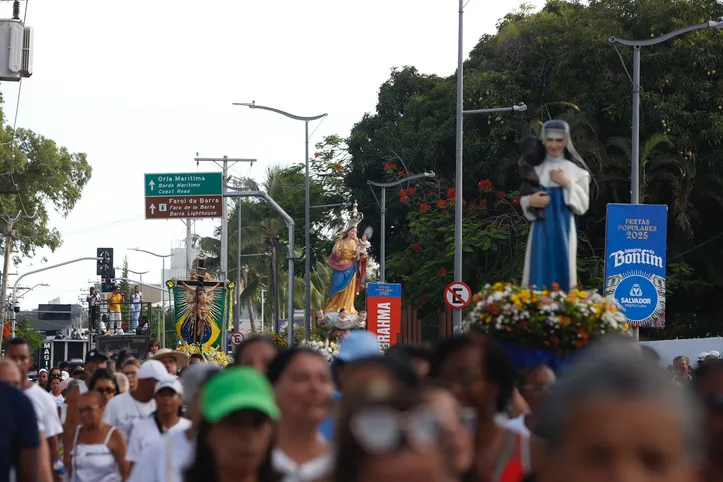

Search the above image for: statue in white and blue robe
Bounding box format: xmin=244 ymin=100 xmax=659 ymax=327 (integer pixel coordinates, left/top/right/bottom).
xmin=519 ymin=120 xmax=591 ymax=292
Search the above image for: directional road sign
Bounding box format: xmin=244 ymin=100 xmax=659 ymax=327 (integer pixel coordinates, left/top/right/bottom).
xmin=144 ymin=172 xmax=223 ymax=220
xmin=230 ymin=332 xmax=245 ymax=346
xmin=444 ymin=281 xmax=472 ymax=310
xmin=145 ymin=196 xmax=222 ymax=219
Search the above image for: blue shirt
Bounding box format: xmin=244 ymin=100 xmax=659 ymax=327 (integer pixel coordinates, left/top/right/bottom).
xmin=319 ymin=390 xmax=341 ymax=442
xmin=0 ymin=382 xmax=40 ymax=482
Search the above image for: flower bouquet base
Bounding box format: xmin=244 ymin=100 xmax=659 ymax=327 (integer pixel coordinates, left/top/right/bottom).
xmin=177 ymin=342 xmax=231 ymax=366
xmin=466 ymin=282 xmax=629 ymax=370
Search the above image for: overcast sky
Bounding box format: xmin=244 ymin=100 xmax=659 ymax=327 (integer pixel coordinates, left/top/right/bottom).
xmin=2 ymin=0 xmax=543 ymax=310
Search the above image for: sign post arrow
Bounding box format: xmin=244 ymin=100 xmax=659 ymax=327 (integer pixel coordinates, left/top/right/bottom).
xmin=149 ymin=204 xmax=156 ymax=214
xmin=148 ymin=180 xmax=155 ymax=191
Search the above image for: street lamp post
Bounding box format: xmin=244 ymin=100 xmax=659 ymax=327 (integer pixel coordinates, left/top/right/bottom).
xmin=368 ymin=172 xmax=436 ymax=282
xmin=115 ymin=267 xmax=149 ymax=284
xmin=128 ymin=248 xmax=172 ymax=347
xmin=609 ymin=20 xmax=723 ymax=341
xmin=454 ymin=0 xmax=529 ymax=333
xmin=233 ymin=101 xmax=328 ymax=342
xmin=609 ymin=21 xmax=723 ymax=206
xmin=8 ymin=257 xmax=100 ymax=341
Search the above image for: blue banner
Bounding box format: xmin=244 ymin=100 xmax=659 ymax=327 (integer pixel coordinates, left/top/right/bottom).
xmin=604 ymin=204 xmax=667 ymax=327
xmin=367 ymin=283 xmax=402 ymax=298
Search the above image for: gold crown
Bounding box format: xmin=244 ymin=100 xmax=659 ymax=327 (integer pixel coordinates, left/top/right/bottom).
xmin=346 ymin=200 xmax=364 ymax=230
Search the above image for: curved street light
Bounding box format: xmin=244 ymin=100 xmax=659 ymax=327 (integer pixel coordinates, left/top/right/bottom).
xmin=368 ymin=171 xmax=436 ymax=282
xmin=233 ymin=101 xmax=328 ymax=341
xmin=609 ymin=20 xmax=723 ymax=206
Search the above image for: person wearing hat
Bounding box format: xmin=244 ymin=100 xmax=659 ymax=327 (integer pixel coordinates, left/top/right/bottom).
xmin=184 ymin=367 xmax=279 ymax=482
xmin=127 ymin=363 xmax=223 ymax=482
xmin=319 ymin=330 xmax=381 ymax=441
xmin=102 ymin=360 xmax=171 ymax=441
xmin=126 ymin=378 xmax=190 ymax=471
xmin=153 ymin=348 xmax=189 ymax=376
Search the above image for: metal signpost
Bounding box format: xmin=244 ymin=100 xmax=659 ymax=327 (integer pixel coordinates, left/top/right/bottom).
xmin=144 ymin=172 xmax=223 ymax=219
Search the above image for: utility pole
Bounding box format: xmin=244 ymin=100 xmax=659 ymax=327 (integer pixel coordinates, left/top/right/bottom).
xmin=236 ymin=198 xmax=242 ymax=333
xmin=185 ymin=219 xmax=193 ymax=275
xmin=194 ymin=156 xmax=254 ymax=283
xmin=1 ymin=224 xmax=16 ymax=324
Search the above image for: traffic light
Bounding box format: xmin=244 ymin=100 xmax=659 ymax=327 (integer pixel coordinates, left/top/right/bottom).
xmin=101 ymin=278 xmax=114 ymax=293
xmin=96 ymin=248 xmax=113 ymax=277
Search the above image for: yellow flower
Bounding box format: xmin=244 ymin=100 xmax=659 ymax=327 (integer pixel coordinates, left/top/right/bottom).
xmin=492 ymin=282 xmax=505 ymax=292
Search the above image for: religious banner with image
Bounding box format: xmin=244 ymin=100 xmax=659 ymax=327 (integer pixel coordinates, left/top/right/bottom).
xmin=604 ymin=204 xmax=667 ymax=328
xmin=166 ymin=279 xmax=234 ymax=348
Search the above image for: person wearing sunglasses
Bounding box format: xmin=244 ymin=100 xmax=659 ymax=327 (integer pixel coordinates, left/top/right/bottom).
xmin=122 ymin=359 xmax=140 ymax=392
xmin=185 ymin=367 xmax=280 ymax=482
xmin=267 ymin=348 xmax=335 ymax=481
xmin=332 ymin=386 xmax=446 ymax=482
xmin=89 ymin=368 xmax=120 ymax=407
xmin=68 ymin=391 xmax=129 ymax=482
xmin=429 ymin=334 xmax=529 ymax=482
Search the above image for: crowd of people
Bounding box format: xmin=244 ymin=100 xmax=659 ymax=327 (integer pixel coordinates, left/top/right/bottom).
xmin=1 ymin=331 xmax=722 ymax=482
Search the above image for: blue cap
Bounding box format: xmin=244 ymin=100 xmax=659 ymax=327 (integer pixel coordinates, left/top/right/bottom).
xmin=336 ymin=331 xmax=380 ymax=362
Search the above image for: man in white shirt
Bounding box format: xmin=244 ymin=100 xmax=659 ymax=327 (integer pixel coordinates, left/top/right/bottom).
xmin=103 ymin=359 xmax=171 ymax=441
xmin=127 ymin=363 xmax=222 ymax=482
xmin=6 ymin=338 xmax=64 ymax=481
xmin=126 ymin=378 xmax=190 ymax=469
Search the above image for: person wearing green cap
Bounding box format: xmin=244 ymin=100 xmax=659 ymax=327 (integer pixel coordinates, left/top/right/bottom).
xmin=184 ymin=367 xmax=280 ymax=482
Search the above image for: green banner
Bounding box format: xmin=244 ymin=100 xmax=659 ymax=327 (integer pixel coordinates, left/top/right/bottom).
xmin=166 ymin=280 xmax=234 ymax=348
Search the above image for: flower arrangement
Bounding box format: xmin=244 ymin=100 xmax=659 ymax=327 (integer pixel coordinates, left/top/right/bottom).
xmin=466 ymin=282 xmax=629 ymax=352
xmin=177 ymin=342 xmax=231 ymax=366
xmin=300 ymin=339 xmax=340 ymax=362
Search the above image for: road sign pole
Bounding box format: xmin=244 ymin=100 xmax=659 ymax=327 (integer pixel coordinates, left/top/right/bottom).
xmin=218 ymin=159 xmax=229 ymax=284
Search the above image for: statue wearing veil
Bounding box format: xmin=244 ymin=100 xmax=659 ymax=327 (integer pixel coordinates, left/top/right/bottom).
xmin=325 ymin=201 xmax=368 ymax=320
xmin=519 ymin=119 xmax=591 ymax=291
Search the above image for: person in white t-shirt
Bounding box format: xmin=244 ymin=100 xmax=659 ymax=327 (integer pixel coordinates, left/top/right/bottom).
xmin=6 ymin=338 xmax=65 ymax=479
xmin=504 ymin=364 xmax=556 ymax=438
xmin=125 ymin=378 xmax=190 ymax=469
xmin=127 ymin=363 xmax=222 ymax=482
xmin=103 ymin=359 xmax=170 ymax=441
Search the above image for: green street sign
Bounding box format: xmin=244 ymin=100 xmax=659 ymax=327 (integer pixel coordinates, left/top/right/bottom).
xmin=145 ymin=172 xmax=223 ymax=197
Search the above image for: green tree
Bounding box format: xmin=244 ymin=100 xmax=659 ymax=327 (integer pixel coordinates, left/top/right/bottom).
xmin=198 ymin=136 xmax=353 ymax=331
xmin=346 ymin=0 xmax=723 ymax=339
xmin=0 ymin=101 xmax=91 ymax=259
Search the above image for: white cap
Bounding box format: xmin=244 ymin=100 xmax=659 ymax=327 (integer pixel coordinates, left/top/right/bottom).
xmin=698 ymin=352 xmax=709 ymax=361
xmin=154 ymin=377 xmax=183 ymax=396
xmin=710 ymin=350 xmax=721 ymax=358
xmin=138 ymin=360 xmax=171 ymax=381
xmin=60 ymin=370 xmax=70 ymax=380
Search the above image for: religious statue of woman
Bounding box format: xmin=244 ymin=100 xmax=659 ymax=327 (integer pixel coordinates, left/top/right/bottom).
xmin=325 ymin=202 xmax=367 ymax=315
xmin=519 ymin=119 xmax=591 ymax=292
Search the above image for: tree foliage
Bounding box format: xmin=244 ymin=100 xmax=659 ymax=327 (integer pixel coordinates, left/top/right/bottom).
xmin=199 ymin=135 xmax=354 ymax=329
xmin=0 ymin=99 xmax=91 ymax=260
xmin=347 ymin=0 xmax=723 ymax=339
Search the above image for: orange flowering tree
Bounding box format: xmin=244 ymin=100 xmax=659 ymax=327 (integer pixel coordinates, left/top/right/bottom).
xmin=384 ymin=160 xmax=529 ymax=320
